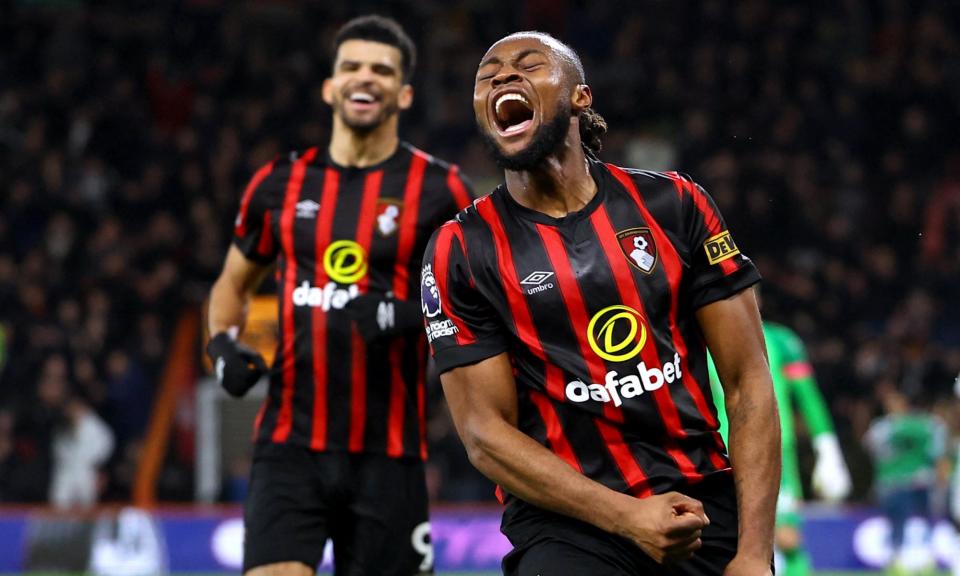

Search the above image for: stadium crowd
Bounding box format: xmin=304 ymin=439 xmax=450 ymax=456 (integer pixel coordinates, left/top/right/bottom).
xmin=0 ymin=0 xmax=958 ymax=505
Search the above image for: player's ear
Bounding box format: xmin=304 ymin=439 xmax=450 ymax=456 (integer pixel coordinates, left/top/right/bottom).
xmin=571 ymin=84 xmax=592 ymax=113
xmin=321 ymin=78 xmax=335 ymax=106
xmin=398 ymin=84 xmax=414 ymax=111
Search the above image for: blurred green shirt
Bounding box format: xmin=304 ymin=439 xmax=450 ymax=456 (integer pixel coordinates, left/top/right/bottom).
xmin=864 ymin=412 xmax=946 ymax=493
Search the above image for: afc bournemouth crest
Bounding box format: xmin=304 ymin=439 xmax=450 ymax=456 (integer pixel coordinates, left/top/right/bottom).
xmin=617 ymin=228 xmax=657 ymax=274
xmin=376 ymin=199 xmax=403 ymax=237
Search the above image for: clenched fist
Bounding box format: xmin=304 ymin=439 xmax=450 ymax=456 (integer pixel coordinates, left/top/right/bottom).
xmin=616 ymin=491 xmax=709 ymax=564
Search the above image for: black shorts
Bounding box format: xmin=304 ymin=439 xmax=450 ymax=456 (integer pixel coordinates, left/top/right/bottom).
xmin=501 ymin=473 xmax=743 ymax=576
xmin=243 ymin=442 xmax=433 ymax=575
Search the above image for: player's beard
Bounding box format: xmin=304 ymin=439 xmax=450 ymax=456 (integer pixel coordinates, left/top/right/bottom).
xmin=481 ymin=103 xmax=571 ymax=171
xmin=334 ymin=96 xmax=399 ymax=134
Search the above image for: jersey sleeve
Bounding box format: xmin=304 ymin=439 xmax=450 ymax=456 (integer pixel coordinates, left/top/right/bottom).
xmin=232 ymin=160 xmax=280 ymax=264
xmin=430 ymin=164 xmax=475 ymax=231
xmin=445 ymin=164 xmax=475 ymax=211
xmin=679 ymin=176 xmax=761 ymax=309
xmin=421 ymin=221 xmax=509 ymax=374
xmin=774 ymin=325 xmax=836 ymax=437
xmin=419 ymin=163 xmax=475 ymax=240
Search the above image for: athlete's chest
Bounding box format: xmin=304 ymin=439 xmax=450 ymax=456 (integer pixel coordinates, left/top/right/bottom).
xmin=275 ymin=165 xmax=435 ymax=274
xmin=478 ymin=192 xmax=685 ymax=326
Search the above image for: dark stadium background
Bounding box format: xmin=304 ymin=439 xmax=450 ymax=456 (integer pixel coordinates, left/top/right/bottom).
xmin=0 ymin=0 xmax=958 ymax=573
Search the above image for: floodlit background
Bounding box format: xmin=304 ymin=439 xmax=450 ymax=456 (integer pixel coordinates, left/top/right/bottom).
xmin=0 ymin=0 xmax=958 ymax=573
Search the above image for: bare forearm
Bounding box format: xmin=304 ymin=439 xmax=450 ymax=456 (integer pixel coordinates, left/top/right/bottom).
xmin=725 ymin=371 xmax=780 ymax=560
xmin=208 ymin=247 xmax=271 ymax=337
xmin=465 ymin=416 xmax=633 ymax=536
xmin=440 ymin=355 xmax=712 ymax=565
xmin=208 ymin=275 xmax=251 ymax=336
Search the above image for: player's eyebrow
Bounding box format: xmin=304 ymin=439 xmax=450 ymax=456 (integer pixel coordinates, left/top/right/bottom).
xmin=478 ymin=55 xmax=501 ymax=68
xmin=514 ymin=48 xmax=547 ymax=62
xmin=338 ymin=58 xmax=397 ymax=72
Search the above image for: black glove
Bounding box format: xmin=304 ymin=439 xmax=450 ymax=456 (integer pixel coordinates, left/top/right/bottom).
xmin=345 ymin=292 xmax=423 ymax=343
xmin=206 ymin=332 xmax=268 ymax=397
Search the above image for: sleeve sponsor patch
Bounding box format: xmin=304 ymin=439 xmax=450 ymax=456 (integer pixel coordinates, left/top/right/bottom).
xmin=420 ymin=263 xmax=442 ymax=318
xmin=703 ymin=231 xmax=740 ymax=265
xmin=425 ymin=319 xmax=459 ymax=343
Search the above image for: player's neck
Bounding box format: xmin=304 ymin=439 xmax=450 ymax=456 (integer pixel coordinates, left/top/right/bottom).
xmin=328 ymin=116 xmax=400 ymax=168
xmin=504 ymin=134 xmax=596 ymax=219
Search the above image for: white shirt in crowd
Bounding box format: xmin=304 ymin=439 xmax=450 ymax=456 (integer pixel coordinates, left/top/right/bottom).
xmin=50 ymin=402 xmax=115 ymax=509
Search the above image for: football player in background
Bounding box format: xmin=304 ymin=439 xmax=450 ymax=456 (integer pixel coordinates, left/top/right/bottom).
xmin=206 ymin=15 xmax=472 ymax=576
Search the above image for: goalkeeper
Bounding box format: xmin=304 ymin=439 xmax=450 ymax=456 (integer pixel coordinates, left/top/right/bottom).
xmin=709 ymin=320 xmax=850 ymax=576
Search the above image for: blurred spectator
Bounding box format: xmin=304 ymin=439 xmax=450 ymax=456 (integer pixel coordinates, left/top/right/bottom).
xmin=220 ymin=454 xmax=251 ymax=503
xmin=0 ymin=408 xmax=22 ymax=501
xmin=864 ymin=386 xmax=949 ymax=575
xmin=11 ymin=355 xmax=72 ymax=503
xmin=103 ymin=350 xmax=152 ymax=447
xmin=50 ymin=396 xmax=115 ymax=509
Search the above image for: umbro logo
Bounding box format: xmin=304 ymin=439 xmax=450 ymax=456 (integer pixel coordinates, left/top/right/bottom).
xmin=520 ymin=271 xmax=555 ymax=295
xmin=520 ymin=271 xmax=554 ymax=285
xmin=296 ymin=200 xmax=320 ymax=219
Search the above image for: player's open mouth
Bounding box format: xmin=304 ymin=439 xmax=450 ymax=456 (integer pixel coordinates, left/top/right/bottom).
xmin=493 ymin=92 xmax=535 ymax=137
xmin=347 ymin=91 xmax=380 ymax=110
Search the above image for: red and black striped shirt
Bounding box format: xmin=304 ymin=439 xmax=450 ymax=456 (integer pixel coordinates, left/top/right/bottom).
xmin=233 ymin=142 xmax=473 ymax=459
xmin=422 ymin=160 xmax=759 ymax=495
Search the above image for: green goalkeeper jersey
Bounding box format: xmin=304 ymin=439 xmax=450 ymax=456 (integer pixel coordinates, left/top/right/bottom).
xmin=708 ymin=322 xmax=835 ymax=504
